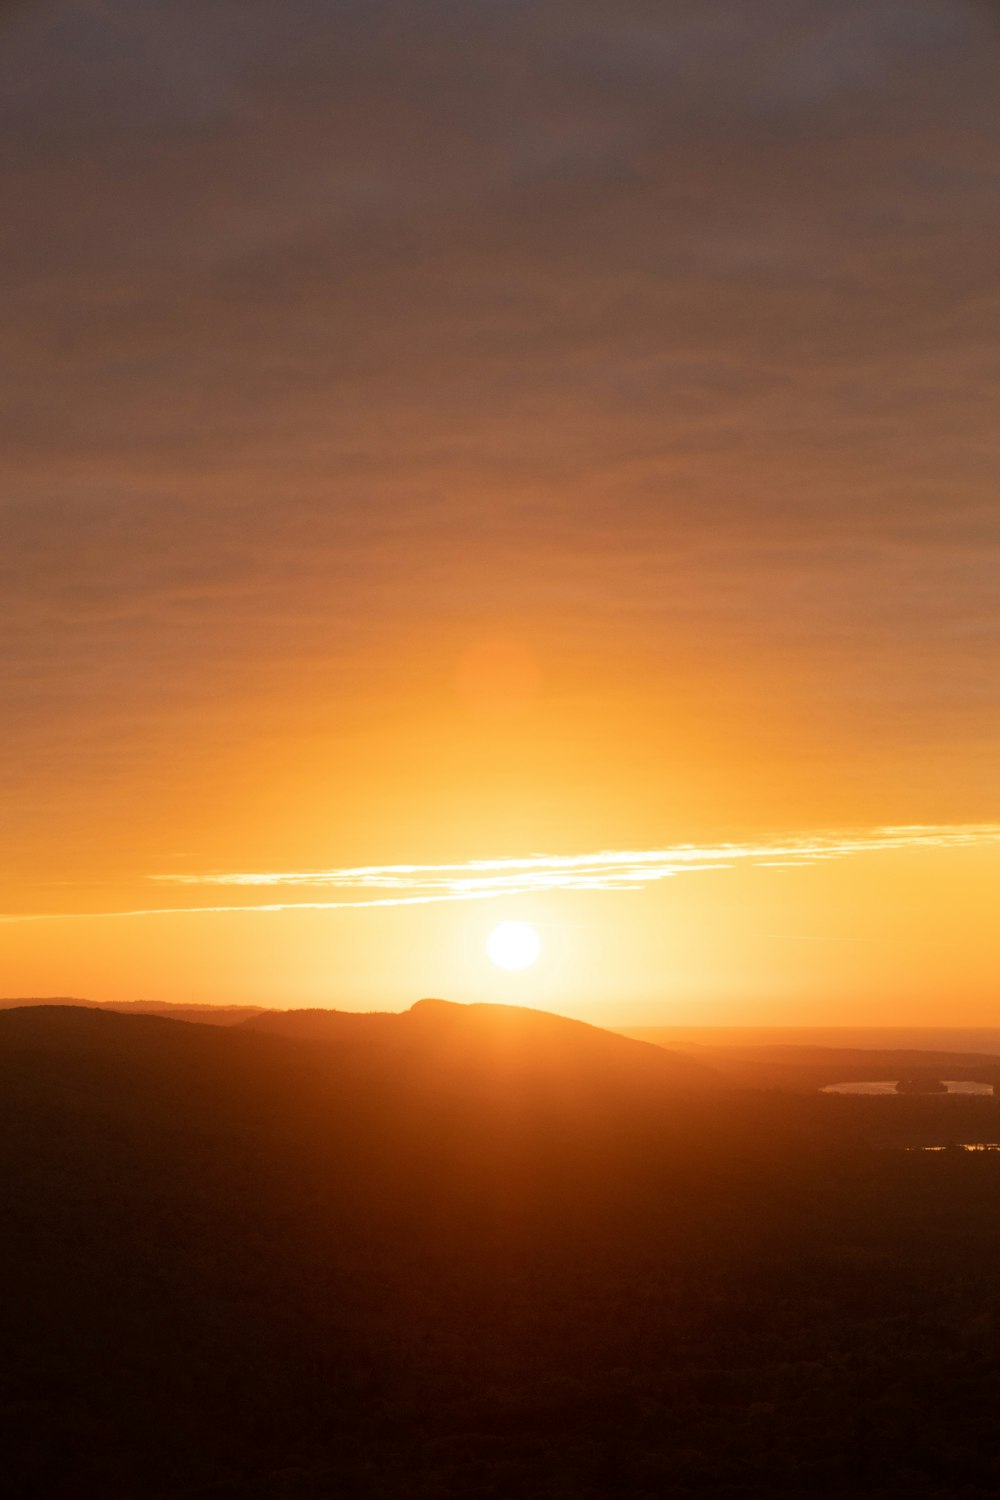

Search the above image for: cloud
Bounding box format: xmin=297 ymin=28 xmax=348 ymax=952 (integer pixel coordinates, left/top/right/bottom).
xmin=1 ymin=1 xmax=998 ymax=875
xmin=2 ymin=824 xmax=997 ymax=923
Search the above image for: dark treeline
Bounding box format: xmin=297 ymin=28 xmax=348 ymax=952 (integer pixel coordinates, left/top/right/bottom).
xmin=4 ymin=1003 xmax=1000 ymax=1497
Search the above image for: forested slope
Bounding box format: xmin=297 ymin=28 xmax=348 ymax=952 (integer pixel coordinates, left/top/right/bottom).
xmin=4 ymin=1004 xmax=1000 ymax=1497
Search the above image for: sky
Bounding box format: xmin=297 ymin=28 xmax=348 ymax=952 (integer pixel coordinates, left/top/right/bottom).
xmin=2 ymin=0 xmax=998 ymax=1022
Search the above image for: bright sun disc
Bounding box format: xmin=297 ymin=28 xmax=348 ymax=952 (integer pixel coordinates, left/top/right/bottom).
xmin=486 ymin=920 xmax=541 ymax=971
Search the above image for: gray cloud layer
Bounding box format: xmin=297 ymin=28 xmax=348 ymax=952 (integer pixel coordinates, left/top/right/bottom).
xmin=2 ymin=1 xmax=998 ymax=865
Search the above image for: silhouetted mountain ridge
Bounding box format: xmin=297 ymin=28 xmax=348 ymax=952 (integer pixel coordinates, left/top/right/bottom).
xmin=242 ymin=995 xmax=720 ymax=1093
xmin=0 ymin=995 xmax=265 ymax=1024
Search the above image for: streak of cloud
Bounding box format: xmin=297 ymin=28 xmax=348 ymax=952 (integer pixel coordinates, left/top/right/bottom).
xmin=1 ymin=824 xmax=996 ymax=924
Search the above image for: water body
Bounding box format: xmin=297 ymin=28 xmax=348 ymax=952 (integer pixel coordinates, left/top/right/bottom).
xmin=821 ymin=1079 xmax=995 ymax=1096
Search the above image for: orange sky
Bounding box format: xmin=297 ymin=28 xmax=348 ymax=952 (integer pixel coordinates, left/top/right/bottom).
xmin=1 ymin=0 xmax=997 ymax=1021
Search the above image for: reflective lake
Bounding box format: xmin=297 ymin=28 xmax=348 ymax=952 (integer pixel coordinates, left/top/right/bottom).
xmin=821 ymin=1079 xmax=995 ymax=1096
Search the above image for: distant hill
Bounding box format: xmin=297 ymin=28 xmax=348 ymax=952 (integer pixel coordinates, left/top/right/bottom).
xmin=622 ymin=1024 xmax=1000 ymax=1056
xmin=0 ymin=995 xmax=266 ymax=1025
xmin=0 ymin=994 xmax=97 ymax=1009
xmin=623 ymin=1026 xmax=1000 ymax=1091
xmin=243 ymin=995 xmax=721 ymax=1095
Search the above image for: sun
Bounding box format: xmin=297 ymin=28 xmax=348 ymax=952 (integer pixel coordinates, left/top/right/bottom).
xmin=486 ymin=920 xmax=541 ymax=972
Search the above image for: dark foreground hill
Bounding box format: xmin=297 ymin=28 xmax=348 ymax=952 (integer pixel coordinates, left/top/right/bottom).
xmin=5 ymin=1003 xmax=1000 ymax=1498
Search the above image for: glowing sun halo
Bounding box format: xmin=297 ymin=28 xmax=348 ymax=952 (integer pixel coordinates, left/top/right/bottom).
xmin=486 ymin=920 xmax=541 ymax=972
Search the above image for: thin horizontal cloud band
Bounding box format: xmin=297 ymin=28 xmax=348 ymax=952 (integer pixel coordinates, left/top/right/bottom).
xmin=153 ymin=825 xmax=1000 ymax=897
xmin=3 ymin=823 xmax=994 ymax=924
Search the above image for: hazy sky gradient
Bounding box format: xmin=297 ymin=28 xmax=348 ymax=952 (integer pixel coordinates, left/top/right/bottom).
xmin=2 ymin=1 xmax=997 ymax=1014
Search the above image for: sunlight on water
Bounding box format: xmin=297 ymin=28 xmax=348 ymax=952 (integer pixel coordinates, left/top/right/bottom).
xmin=904 ymin=1144 xmax=1000 ymax=1152
xmin=821 ymin=1079 xmax=995 ymax=1095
